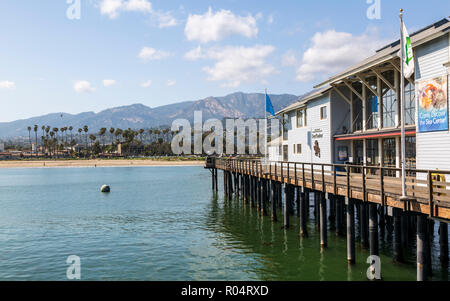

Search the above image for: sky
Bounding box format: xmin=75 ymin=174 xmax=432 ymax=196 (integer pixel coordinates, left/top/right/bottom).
xmin=0 ymin=0 xmax=449 ymax=122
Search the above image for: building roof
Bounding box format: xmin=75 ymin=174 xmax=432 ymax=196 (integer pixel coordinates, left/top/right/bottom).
xmin=314 ymin=18 xmax=450 ymax=89
xmin=275 ymin=86 xmax=331 ymax=115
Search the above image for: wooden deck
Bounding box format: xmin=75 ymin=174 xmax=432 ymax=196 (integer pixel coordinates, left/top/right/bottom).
xmin=211 ymin=158 xmax=450 ymax=221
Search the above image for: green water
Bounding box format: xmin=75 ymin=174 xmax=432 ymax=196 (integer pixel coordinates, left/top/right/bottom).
xmin=0 ymin=166 xmax=447 ymax=280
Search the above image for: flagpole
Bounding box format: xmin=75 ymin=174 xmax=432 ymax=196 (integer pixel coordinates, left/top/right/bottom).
xmin=400 ymin=9 xmax=407 ymax=199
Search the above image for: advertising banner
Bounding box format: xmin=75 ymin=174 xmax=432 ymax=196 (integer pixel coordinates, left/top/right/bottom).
xmin=417 ymin=76 xmax=448 ymax=133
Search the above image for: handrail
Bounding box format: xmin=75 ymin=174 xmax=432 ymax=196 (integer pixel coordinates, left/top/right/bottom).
xmin=210 ymin=157 xmax=450 ymax=214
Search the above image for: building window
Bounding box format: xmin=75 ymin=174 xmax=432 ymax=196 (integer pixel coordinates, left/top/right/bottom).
xmin=366 ymin=139 xmax=379 ymax=166
xmin=405 ymin=82 xmax=416 ymax=125
xmin=352 ymin=96 xmax=363 ymax=131
xmin=406 ymin=136 xmax=416 ymax=170
xmin=382 ymin=86 xmax=397 ymax=128
xmin=283 ymin=145 xmax=288 ymax=161
xmin=296 ymin=109 xmax=305 ymax=128
xmin=320 ymin=106 xmax=327 ymax=120
xmin=293 ymin=144 xmax=302 ymax=154
xmin=283 ymin=113 xmax=289 ymax=141
xmin=366 ymin=83 xmax=379 ymax=129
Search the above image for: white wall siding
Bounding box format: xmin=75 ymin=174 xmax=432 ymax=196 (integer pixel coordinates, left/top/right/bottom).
xmin=416 ymin=33 xmax=450 ymax=171
xmin=415 ymin=34 xmax=448 ymax=81
xmin=284 ymin=94 xmax=332 ymax=165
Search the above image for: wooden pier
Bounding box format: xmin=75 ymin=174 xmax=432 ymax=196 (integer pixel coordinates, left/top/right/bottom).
xmin=206 ymin=157 xmax=450 ymax=281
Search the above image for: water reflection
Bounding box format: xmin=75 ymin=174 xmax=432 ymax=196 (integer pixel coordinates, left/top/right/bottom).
xmin=204 ymin=190 xmax=447 ymax=281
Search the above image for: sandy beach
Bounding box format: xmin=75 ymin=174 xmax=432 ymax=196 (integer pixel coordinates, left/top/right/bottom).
xmin=0 ymin=159 xmax=205 ymax=169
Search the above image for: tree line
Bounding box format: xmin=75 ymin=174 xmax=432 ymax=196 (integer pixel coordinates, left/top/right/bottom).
xmin=24 ymin=125 xmax=176 ymax=158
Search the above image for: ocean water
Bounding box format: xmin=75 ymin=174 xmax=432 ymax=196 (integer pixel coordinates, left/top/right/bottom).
xmin=0 ymin=166 xmax=447 ymax=281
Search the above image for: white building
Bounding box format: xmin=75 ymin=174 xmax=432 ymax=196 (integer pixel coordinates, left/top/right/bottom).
xmin=270 ymin=18 xmax=450 ymax=175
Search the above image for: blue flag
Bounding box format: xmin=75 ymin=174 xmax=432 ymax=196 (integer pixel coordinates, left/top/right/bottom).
xmin=266 ymin=94 xmax=275 ymax=116
xmin=372 ymin=96 xmax=378 ymax=113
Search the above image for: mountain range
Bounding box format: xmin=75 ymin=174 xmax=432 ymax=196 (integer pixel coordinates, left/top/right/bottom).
xmin=0 ymin=92 xmax=302 ymax=138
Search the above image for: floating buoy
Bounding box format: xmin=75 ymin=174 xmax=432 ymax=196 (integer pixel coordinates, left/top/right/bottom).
xmin=100 ymin=185 xmax=111 ymax=193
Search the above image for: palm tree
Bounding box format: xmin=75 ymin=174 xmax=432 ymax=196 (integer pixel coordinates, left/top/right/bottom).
xmin=33 ymin=125 xmax=38 ymax=156
xmin=115 ymin=128 xmax=122 ymax=143
xmin=99 ymin=128 xmax=106 ymax=148
xmin=53 ymin=127 xmax=59 ymax=142
xmin=68 ymin=126 xmax=73 ymax=145
xmin=138 ymin=129 xmax=144 ymax=143
xmin=83 ymin=125 xmax=88 ymax=150
xmin=27 ymin=126 xmax=32 ymax=154
xmin=109 ymin=127 xmax=115 ymax=145
xmin=49 ymin=131 xmax=55 ymax=157
xmin=77 ymin=128 xmax=82 ymax=144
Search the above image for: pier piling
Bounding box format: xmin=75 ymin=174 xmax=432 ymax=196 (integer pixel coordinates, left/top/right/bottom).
xmin=299 ymin=188 xmax=308 ymax=237
xmin=360 ymin=202 xmax=369 ymax=249
xmin=284 ymin=184 xmax=290 ymax=229
xmin=393 ymin=208 xmax=404 ymax=262
xmin=440 ymin=222 xmax=449 ymax=267
xmin=271 ymin=181 xmax=277 ymax=222
xmin=346 ymin=198 xmax=355 ymax=264
xmin=369 ymin=203 xmax=379 ymax=256
xmin=320 ymin=193 xmax=327 ymax=248
xmin=417 ymin=214 xmax=428 ymax=281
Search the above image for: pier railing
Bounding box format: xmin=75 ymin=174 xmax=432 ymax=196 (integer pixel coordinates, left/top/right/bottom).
xmin=210 ymin=157 xmax=450 ymax=220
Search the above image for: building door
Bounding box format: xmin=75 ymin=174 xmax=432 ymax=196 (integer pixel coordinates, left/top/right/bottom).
xmin=283 ymin=145 xmax=288 ymax=162
xmin=383 ymin=138 xmax=396 ymax=176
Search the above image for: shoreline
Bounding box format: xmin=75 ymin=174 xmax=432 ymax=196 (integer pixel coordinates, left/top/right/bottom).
xmin=0 ymin=159 xmax=205 ymax=169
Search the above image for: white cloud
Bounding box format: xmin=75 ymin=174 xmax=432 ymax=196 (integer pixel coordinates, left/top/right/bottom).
xmin=184 ymin=46 xmax=203 ymax=61
xmin=73 ymin=80 xmax=95 ymax=93
xmin=138 ymin=47 xmax=171 ymax=61
xmin=99 ymin=0 xmax=177 ymax=27
xmin=0 ymin=80 xmax=16 ymax=90
xmin=100 ymin=0 xmax=124 ymax=19
xmin=281 ymin=50 xmax=300 ymax=67
xmin=140 ymin=80 xmax=152 ymax=88
xmin=167 ymin=79 xmax=176 ymax=87
xmin=103 ymin=79 xmax=117 ymax=87
xmin=268 ymin=15 xmax=274 ymax=25
xmin=185 ymin=8 xmax=258 ymax=43
xmin=186 ymin=45 xmax=276 ymax=88
xmin=155 ymin=11 xmax=178 ymax=28
xmin=123 ymin=0 xmax=152 ymax=13
xmin=296 ymin=28 xmax=386 ymax=82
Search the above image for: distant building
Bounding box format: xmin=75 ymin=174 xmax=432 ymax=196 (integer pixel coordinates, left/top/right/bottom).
xmin=0 ymin=142 xmax=4 ymax=152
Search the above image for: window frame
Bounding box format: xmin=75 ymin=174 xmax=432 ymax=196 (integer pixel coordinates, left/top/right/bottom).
xmin=320 ymin=106 xmax=327 ymax=120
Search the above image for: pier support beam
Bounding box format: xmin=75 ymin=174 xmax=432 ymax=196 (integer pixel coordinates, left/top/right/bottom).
xmin=329 ymin=194 xmax=336 ymax=230
xmin=417 ymin=214 xmax=428 ymax=281
xmin=224 ymin=171 xmax=228 ymax=199
xmin=320 ymin=193 xmax=327 ymax=248
xmin=250 ymin=177 xmax=255 ymax=208
xmin=346 ymin=198 xmax=355 ymax=264
xmin=284 ymin=184 xmax=289 ymax=229
xmin=369 ymin=203 xmax=379 ymax=256
xmin=336 ymin=196 xmax=344 ymax=236
xmin=393 ymin=208 xmax=404 ymax=263
xmin=299 ymin=189 xmax=308 ymax=237
xmin=360 ymin=202 xmax=369 ymax=249
xmin=314 ymin=191 xmax=320 ymax=230
xmin=440 ymin=222 xmax=448 ymax=267
xmin=261 ymin=179 xmax=267 ymax=216
xmin=271 ymin=181 xmax=277 ymax=222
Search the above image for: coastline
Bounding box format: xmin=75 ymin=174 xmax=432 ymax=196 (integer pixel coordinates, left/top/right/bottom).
xmin=0 ymin=159 xmax=205 ymax=169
